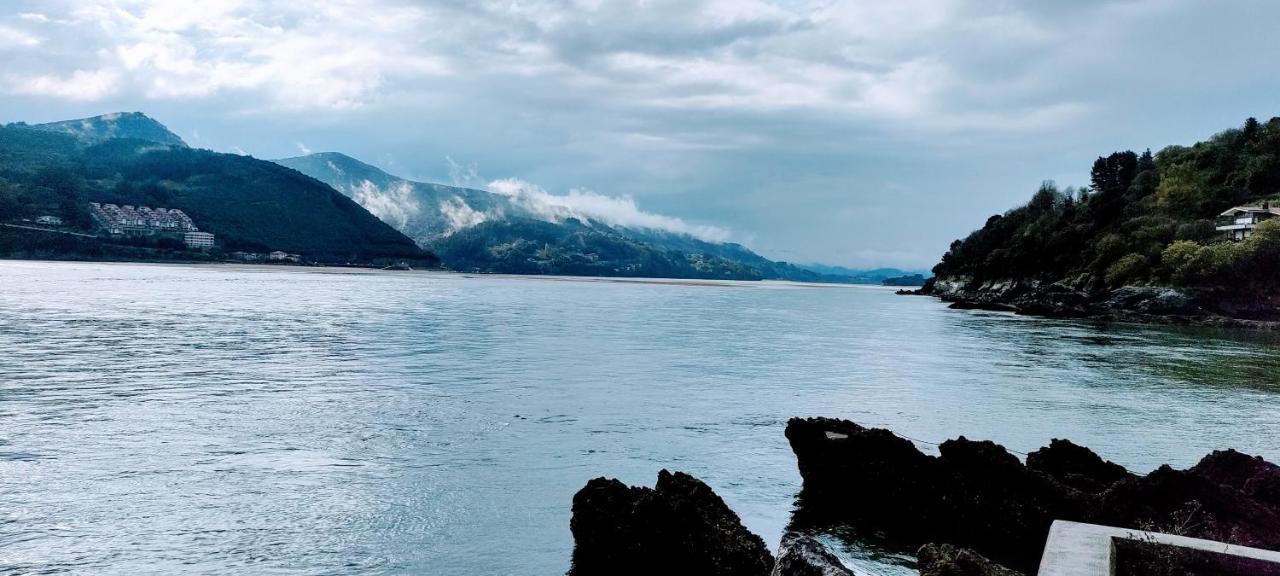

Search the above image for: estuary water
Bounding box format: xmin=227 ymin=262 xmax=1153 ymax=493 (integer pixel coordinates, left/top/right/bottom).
xmin=2 ymin=260 xmax=1280 ymax=575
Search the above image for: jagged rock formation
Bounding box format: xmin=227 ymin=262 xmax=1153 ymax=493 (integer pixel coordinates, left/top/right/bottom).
xmin=917 ymin=544 xmax=1021 ymax=576
xmin=785 ymin=417 xmax=1280 ymax=574
xmin=568 ymin=469 xmax=774 ymax=576
xmin=770 ymin=535 xmax=853 ymax=576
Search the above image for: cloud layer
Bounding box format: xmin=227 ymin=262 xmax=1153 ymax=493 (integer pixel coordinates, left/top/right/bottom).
xmin=488 ymin=178 xmax=731 ymax=242
xmin=3 ymin=0 xmax=1278 ymax=267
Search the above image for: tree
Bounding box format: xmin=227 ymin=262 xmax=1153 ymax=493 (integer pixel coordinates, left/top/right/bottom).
xmin=1090 ymin=151 xmax=1139 ymax=196
xmin=1244 ymin=117 xmax=1261 ymax=142
xmin=1138 ymin=148 xmax=1156 ymax=172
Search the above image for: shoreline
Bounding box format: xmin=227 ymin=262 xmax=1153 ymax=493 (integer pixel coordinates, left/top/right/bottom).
xmin=903 ymin=289 xmax=1280 ymax=330
xmin=0 ymin=257 xmax=903 ymax=289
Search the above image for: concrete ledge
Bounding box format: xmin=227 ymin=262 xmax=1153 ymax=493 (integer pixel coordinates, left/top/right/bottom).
xmin=1037 ymin=520 xmax=1280 ymax=575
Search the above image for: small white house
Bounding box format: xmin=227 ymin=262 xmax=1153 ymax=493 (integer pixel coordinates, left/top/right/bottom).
xmin=1216 ymin=206 xmax=1280 ymax=241
xmin=35 ymin=215 xmax=63 ymax=226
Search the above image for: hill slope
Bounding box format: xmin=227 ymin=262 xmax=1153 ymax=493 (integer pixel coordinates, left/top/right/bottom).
xmin=23 ymin=112 xmax=189 ymax=147
xmin=0 ymin=114 xmax=434 ymax=265
xmin=276 ymin=152 xmax=839 ymax=281
xmin=925 ymin=116 xmax=1280 ymax=320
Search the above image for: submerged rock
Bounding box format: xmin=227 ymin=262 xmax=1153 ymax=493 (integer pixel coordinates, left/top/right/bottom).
xmin=568 ymin=469 xmax=774 ymax=576
xmin=770 ymin=535 xmax=853 ymax=576
xmin=917 ymin=544 xmax=1021 ymax=576
xmin=785 ymin=417 xmax=1280 ymax=574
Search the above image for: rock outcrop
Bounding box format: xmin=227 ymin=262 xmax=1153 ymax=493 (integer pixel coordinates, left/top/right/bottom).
xmin=568 ymin=469 xmax=775 ymax=576
xmin=770 ymin=535 xmax=854 ymax=576
xmin=786 ymin=417 xmax=1280 ymax=574
xmin=917 ymin=544 xmax=1021 ymax=576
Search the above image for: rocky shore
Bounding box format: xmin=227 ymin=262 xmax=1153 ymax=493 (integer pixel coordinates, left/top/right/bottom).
xmin=568 ymin=418 xmax=1280 ymax=575
xmin=901 ymin=276 xmax=1280 ymax=328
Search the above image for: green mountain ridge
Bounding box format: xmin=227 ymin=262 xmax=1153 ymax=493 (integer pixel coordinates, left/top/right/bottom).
xmin=0 ymin=113 xmax=434 ymax=265
xmin=276 ymin=152 xmax=856 ymax=281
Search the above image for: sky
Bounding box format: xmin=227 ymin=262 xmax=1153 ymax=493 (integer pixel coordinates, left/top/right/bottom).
xmin=1 ymin=0 xmax=1278 ymax=269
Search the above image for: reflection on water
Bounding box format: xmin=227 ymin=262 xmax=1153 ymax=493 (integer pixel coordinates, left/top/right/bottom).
xmin=1 ymin=261 xmax=1279 ymax=575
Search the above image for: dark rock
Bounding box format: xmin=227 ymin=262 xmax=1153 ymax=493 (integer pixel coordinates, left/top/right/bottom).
xmin=1190 ymin=449 xmax=1280 ymax=507
xmin=568 ymin=469 xmax=774 ymax=576
xmin=1096 ymin=463 xmax=1280 ymax=551
xmin=785 ymin=417 xmax=1280 ymax=574
xmin=1103 ymin=286 xmax=1196 ymax=315
xmin=1027 ymin=439 xmax=1132 ymax=493
xmin=786 ymin=418 xmax=1081 ymax=572
xmin=917 ymin=544 xmax=1022 ymax=576
xmin=770 ymin=535 xmax=854 ymax=576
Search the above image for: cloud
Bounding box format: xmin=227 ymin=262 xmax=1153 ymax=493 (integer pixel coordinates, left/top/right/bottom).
xmin=0 ymin=24 xmax=40 ymax=48
xmin=294 ymin=141 xmax=311 ymax=155
xmin=0 ymin=0 xmax=1090 ymax=130
xmin=349 ymin=180 xmax=420 ymax=230
xmin=2 ymin=0 xmax=1266 ymax=268
xmin=3 ymin=0 xmax=449 ymax=110
xmin=439 ymin=197 xmax=489 ymax=233
xmin=487 ymin=178 xmax=731 ymax=243
xmin=8 ymin=69 xmax=120 ymax=101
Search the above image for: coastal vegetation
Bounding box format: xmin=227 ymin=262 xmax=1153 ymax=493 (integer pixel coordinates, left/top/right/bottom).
xmin=931 ymin=117 xmax=1280 ymax=317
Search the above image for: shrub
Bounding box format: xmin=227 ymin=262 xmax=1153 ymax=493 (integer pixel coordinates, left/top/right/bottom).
xmin=1106 ymin=253 xmax=1149 ymax=286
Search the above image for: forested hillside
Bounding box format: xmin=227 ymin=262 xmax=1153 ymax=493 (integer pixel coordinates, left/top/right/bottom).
xmin=931 ymin=117 xmax=1280 ymax=317
xmin=279 ymin=152 xmax=848 ymax=281
xmin=936 ymin=117 xmax=1280 ymax=303
xmin=0 ymin=115 xmax=434 ymax=265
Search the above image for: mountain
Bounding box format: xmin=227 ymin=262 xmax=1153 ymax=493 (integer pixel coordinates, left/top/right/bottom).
xmin=276 ymin=152 xmax=842 ymax=281
xmin=924 ymin=116 xmax=1280 ymax=320
xmin=797 ymin=264 xmax=929 ymax=284
xmin=0 ymin=114 xmax=434 ymax=265
xmin=19 ymin=112 xmax=189 ymax=148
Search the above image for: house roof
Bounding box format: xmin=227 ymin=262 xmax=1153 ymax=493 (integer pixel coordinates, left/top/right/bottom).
xmin=1219 ymin=206 xmax=1280 ymax=216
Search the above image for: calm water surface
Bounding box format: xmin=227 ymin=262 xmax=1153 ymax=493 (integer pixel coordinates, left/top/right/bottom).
xmin=2 ymin=261 xmax=1279 ymax=575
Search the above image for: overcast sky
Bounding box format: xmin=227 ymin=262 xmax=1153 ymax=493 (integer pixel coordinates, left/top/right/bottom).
xmin=1 ymin=1 xmax=1276 ymax=268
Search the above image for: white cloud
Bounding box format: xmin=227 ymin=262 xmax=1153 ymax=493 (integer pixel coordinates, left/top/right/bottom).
xmin=2 ymin=0 xmax=450 ymax=110
xmin=439 ymin=197 xmax=489 ymax=233
xmin=0 ymin=0 xmax=1090 ymax=130
xmin=294 ymin=141 xmax=311 ymax=155
xmin=487 ymin=178 xmax=731 ymax=243
xmin=0 ymin=24 xmax=40 ymax=48
xmin=350 ymin=179 xmax=421 ymax=230
xmin=9 ymin=69 xmax=120 ymax=101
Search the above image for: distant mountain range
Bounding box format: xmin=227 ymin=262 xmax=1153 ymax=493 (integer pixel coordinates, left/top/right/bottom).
xmin=0 ymin=113 xmax=432 ymax=265
xmin=795 ymin=264 xmax=930 ymax=285
xmin=0 ymin=111 xmax=914 ymax=280
xmin=275 ymin=152 xmax=891 ymax=282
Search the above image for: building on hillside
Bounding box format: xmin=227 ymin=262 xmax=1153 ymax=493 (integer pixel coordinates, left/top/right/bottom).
xmin=1216 ymin=205 xmax=1280 ymax=241
xmin=89 ymin=203 xmax=199 ymax=238
xmin=183 ymin=231 xmax=216 ymax=249
xmin=35 ymin=215 xmax=63 ymax=225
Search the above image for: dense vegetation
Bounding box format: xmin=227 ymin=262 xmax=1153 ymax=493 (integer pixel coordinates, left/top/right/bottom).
xmin=433 ymin=217 xmax=774 ymax=279
xmin=933 ymin=117 xmax=1280 ymax=300
xmin=0 ymin=117 xmax=435 ymax=265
